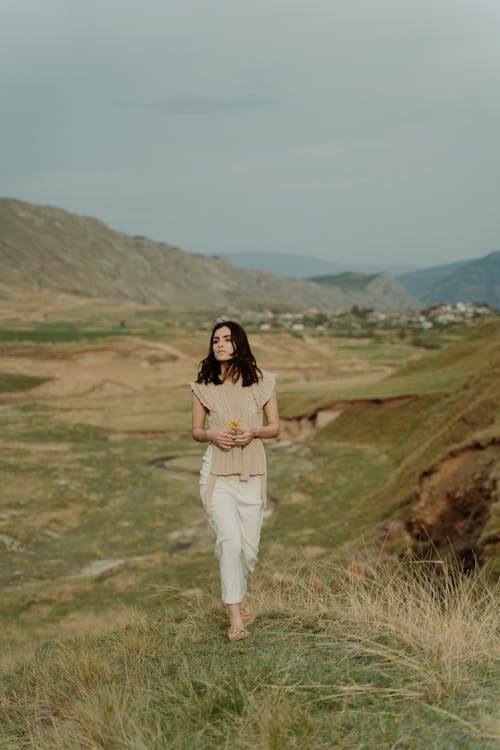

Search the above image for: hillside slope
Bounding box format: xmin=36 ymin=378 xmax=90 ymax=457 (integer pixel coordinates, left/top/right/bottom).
xmin=0 ymin=198 xmax=420 ymax=311
xmin=222 ymin=251 xmax=416 ymax=277
xmin=274 ymin=318 xmax=500 ymax=570
xmin=398 ymin=252 xmax=500 ymax=308
xmin=308 ymin=271 xmax=379 ymax=289
xmin=397 ymin=259 xmax=470 ymax=296
xmin=421 ymin=251 xmax=500 ymax=307
xmin=220 ymin=250 xmax=345 ymax=277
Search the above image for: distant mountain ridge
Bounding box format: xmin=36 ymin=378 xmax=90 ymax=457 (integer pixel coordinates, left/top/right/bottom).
xmin=222 ymin=250 xmax=500 ymax=309
xmin=398 ymin=252 xmax=500 ymax=308
xmin=220 ymin=251 xmax=416 ymax=278
xmin=309 ymin=272 xmax=379 ymax=290
xmin=0 ymin=198 xmax=420 ymax=312
xmin=219 ymin=251 xmax=345 ymax=278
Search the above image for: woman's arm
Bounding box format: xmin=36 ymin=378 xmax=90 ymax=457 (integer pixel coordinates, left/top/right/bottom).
xmin=256 ymin=389 xmax=280 ymax=438
xmin=233 ymin=389 xmax=280 ymax=445
xmin=191 ymin=393 xmax=235 ymax=451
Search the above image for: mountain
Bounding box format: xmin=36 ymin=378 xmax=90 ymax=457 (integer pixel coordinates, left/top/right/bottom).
xmin=308 ymin=271 xmax=419 ymax=309
xmin=309 ymin=272 xmax=379 ymax=290
xmin=219 ymin=251 xmax=345 ymax=278
xmin=398 ymin=252 xmax=500 ymax=308
xmin=0 ymin=198 xmax=420 ymax=312
xmin=220 ymin=251 xmax=416 ymax=278
xmin=397 ymin=260 xmax=472 ymax=297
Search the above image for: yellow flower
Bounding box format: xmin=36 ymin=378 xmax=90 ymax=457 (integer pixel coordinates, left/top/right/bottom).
xmin=227 ymin=420 xmax=242 ymax=433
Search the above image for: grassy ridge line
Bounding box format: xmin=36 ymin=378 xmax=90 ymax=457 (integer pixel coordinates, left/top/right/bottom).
xmin=0 ymin=562 xmax=498 ymax=749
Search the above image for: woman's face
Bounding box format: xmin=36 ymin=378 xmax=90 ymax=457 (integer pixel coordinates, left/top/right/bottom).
xmin=212 ymin=325 xmax=235 ymax=363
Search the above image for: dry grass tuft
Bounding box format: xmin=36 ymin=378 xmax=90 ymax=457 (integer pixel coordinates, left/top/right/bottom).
xmin=1 ymin=560 xmax=499 ymax=748
xmin=251 ymin=558 xmax=500 ymax=699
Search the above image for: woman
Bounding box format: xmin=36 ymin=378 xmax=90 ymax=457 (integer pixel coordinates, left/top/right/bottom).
xmin=191 ymin=320 xmax=280 ymax=641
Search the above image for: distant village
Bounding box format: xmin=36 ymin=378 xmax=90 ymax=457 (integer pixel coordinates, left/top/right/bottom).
xmin=211 ymin=301 xmax=498 ymax=336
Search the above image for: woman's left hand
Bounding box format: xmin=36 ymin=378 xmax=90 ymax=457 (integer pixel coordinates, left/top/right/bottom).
xmin=232 ymin=425 xmax=256 ymax=446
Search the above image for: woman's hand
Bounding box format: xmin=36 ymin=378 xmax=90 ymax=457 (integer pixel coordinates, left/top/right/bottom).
xmin=232 ymin=425 xmax=256 ymax=447
xmin=207 ymin=428 xmax=236 ymax=451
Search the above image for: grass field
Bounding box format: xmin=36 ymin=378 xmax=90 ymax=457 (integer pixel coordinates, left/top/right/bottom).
xmin=1 ymin=562 xmax=498 ymax=749
xmin=0 ymin=311 xmax=499 ymax=748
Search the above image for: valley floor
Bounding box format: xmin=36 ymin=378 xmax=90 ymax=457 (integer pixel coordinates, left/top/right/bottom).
xmin=0 ymin=309 xmax=499 ymax=748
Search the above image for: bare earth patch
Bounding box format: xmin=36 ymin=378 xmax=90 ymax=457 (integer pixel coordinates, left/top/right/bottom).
xmin=406 ymin=438 xmax=500 ymax=568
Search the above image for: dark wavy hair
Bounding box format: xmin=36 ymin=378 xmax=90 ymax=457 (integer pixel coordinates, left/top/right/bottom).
xmin=196 ymin=320 xmax=262 ymax=386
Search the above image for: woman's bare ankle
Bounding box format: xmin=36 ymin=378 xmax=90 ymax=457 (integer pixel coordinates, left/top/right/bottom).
xmin=227 ymin=602 xmax=243 ymax=628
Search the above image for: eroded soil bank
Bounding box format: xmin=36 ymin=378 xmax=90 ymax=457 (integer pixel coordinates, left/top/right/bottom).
xmin=279 ymin=394 xmax=419 ymax=441
xmin=405 ymin=438 xmax=500 ymax=569
xmin=280 ymin=396 xmax=499 ymax=572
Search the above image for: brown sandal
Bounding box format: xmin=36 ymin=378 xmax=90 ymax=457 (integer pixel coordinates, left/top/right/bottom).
xmin=240 ymin=598 xmax=255 ymax=627
xmin=227 ymin=624 xmax=251 ymax=642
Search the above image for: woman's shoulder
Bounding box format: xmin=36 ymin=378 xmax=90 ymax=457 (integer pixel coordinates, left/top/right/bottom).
xmin=191 ymin=377 xmax=219 ymax=391
xmin=260 ymin=368 xmax=276 ymax=380
xmin=191 ymin=379 xmax=215 ymax=410
xmin=253 ymin=369 xmax=277 ymax=406
xmin=259 ymin=369 xmax=277 ymax=386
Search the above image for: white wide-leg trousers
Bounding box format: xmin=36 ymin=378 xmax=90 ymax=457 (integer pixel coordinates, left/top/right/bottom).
xmin=199 ymin=446 xmax=264 ymax=604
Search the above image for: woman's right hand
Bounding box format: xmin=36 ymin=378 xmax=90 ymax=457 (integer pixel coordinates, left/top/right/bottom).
xmin=207 ymin=428 xmax=235 ymax=451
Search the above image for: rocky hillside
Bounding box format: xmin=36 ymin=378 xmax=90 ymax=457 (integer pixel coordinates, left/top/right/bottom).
xmin=0 ymin=198 xmax=420 ymax=311
xmin=398 ymin=252 xmax=500 ymax=308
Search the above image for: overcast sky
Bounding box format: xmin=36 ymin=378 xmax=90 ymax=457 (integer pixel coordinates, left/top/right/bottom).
xmin=1 ymin=0 xmax=500 ymax=267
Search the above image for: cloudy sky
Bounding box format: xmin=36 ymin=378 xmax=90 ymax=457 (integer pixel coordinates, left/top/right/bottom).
xmin=2 ymin=0 xmax=500 ymax=267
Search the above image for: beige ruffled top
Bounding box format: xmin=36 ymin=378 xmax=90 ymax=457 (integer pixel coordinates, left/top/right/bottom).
xmin=191 ymin=370 xmax=276 ymax=511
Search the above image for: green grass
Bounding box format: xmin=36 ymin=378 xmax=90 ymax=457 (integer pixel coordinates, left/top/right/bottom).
xmin=0 ymin=316 xmax=498 ymax=746
xmin=0 ymin=562 xmax=498 ymax=749
xmin=266 ymin=442 xmax=390 ymax=551
xmin=0 ymin=372 xmax=51 ymax=392
xmin=334 ymin=338 xmax=417 ymax=364
xmin=0 ymin=424 xmax=204 ymax=585
xmin=0 ymin=323 xmax=133 ymax=343
xmin=278 ymin=322 xmax=500 ymax=419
